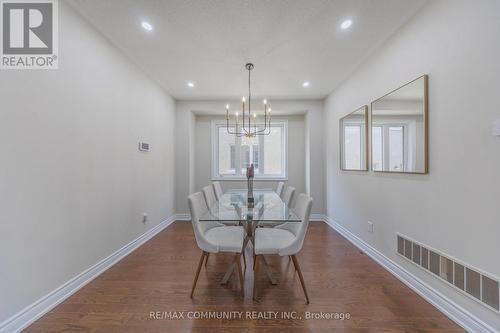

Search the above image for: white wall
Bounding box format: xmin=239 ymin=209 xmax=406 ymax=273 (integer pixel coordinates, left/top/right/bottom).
xmin=324 ymin=0 xmax=500 ymax=329
xmin=175 ymin=100 xmax=324 ymax=215
xmin=0 ymin=2 xmax=176 ymax=322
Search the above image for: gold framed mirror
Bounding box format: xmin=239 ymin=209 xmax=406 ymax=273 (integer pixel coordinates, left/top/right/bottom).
xmin=371 ymin=75 xmax=428 ymax=174
xmin=340 ymin=105 xmax=369 ymax=171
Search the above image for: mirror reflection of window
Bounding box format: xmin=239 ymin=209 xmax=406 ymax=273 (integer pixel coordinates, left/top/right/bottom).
xmin=344 ymin=125 xmax=361 ymax=169
xmin=372 ymin=126 xmax=383 ymax=171
xmin=371 ymin=75 xmax=428 ymax=173
xmin=389 ymin=126 xmax=404 ymax=171
xmin=340 ymin=106 xmax=368 ymax=171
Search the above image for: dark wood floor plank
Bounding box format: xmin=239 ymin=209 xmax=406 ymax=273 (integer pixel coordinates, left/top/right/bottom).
xmin=22 ymin=221 xmax=464 ymax=333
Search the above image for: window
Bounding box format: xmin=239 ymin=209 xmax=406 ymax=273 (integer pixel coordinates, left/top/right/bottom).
xmin=212 ymin=121 xmax=287 ymax=179
xmin=229 ymin=144 xmax=236 ymax=169
xmin=241 ymin=135 xmax=259 ymax=173
xmin=253 ymin=146 xmax=259 ymax=170
xmin=217 ymin=127 xmax=236 ymax=176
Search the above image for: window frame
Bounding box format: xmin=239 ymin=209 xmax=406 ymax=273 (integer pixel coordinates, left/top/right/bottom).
xmin=211 ymin=120 xmax=288 ymax=180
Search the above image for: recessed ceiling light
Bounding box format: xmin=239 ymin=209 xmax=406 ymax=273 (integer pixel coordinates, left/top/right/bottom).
xmin=302 ymin=81 xmax=310 ymax=87
xmin=340 ymin=19 xmax=352 ymax=30
xmin=187 ymin=82 xmax=195 ymax=88
xmin=141 ymin=21 xmax=153 ymax=32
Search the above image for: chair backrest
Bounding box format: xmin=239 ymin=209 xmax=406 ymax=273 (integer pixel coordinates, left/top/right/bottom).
xmin=188 ymin=192 xmax=219 ymax=253
xmin=277 ymin=193 xmax=313 ymax=256
xmin=202 ymin=185 xmax=217 ymax=209
xmin=212 ymin=181 xmax=224 ymax=201
xmin=276 ymin=182 xmax=285 ymax=197
xmin=281 ymin=186 xmax=295 ymax=207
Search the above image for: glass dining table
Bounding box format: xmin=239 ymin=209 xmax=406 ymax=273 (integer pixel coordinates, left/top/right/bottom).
xmin=200 ymin=188 xmax=300 ymax=224
xmin=199 ymin=188 xmax=301 ymax=284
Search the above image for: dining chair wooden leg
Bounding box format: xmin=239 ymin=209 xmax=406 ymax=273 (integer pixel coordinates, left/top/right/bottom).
xmin=242 ymin=249 xmax=246 ymax=272
xmin=253 ymin=255 xmax=260 ymax=300
xmin=253 ymin=254 xmax=256 ymax=271
xmin=236 ymin=254 xmax=244 ymax=297
xmin=190 ymin=251 xmax=207 ymax=298
xmin=204 ymin=253 xmax=210 ymax=267
xmin=291 ymin=255 xmax=309 ymax=304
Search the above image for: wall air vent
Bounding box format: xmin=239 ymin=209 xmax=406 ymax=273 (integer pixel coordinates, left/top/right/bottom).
xmin=396 ymin=234 xmax=500 ymax=313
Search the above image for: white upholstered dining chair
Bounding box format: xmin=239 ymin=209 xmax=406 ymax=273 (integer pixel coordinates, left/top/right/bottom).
xmin=202 ymin=185 xmax=217 ymax=209
xmin=258 ymin=184 xmax=295 ymax=229
xmin=205 ymin=183 xmax=238 ymax=227
xmin=275 ymin=182 xmax=285 ymax=197
xmin=253 ymin=193 xmax=313 ymax=303
xmin=212 ymin=181 xmax=224 ymax=201
xmin=281 ymin=186 xmax=295 ymax=207
xmin=188 ymin=192 xmax=245 ymax=297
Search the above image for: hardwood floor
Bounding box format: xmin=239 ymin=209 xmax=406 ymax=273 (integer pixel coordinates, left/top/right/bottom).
xmin=24 ymin=221 xmax=464 ymax=332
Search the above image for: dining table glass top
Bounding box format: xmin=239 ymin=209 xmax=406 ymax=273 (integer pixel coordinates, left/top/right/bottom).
xmin=199 ymin=189 xmax=301 ymax=223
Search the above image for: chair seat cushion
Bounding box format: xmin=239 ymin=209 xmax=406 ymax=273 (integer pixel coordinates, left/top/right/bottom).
xmin=204 ymin=226 xmax=245 ymax=253
xmin=254 ymin=228 xmax=295 ymax=255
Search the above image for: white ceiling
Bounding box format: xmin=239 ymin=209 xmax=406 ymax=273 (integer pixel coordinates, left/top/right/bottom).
xmin=68 ymin=0 xmax=427 ymax=100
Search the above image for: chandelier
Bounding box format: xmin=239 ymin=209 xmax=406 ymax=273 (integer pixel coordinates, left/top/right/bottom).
xmin=225 ymin=63 xmax=271 ymax=137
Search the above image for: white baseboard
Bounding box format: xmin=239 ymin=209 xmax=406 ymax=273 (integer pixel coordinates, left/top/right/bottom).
xmin=310 ymin=213 xmax=327 ymax=222
xmin=0 ymin=215 xmax=177 ymax=333
xmin=322 ymin=216 xmax=498 ymax=333
xmin=174 ymin=213 xmax=191 ymax=221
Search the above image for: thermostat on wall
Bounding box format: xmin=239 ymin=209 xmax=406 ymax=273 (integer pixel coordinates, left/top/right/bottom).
xmin=139 ymin=142 xmax=150 ymax=152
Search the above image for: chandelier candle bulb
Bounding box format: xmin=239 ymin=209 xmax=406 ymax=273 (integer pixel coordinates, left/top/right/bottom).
xmin=242 ymin=97 xmax=245 ymax=124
